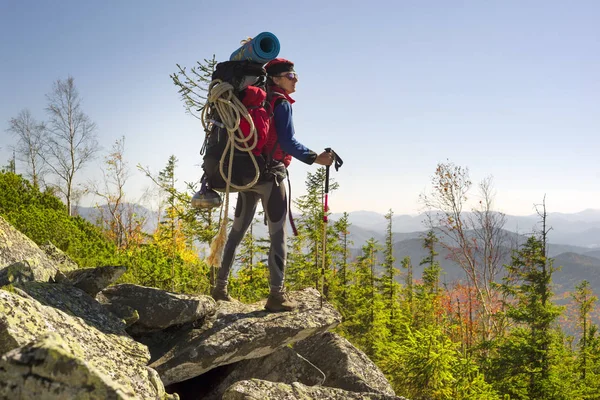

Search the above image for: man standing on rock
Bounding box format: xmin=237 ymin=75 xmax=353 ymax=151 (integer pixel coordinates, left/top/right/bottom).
xmin=211 ymin=58 xmax=334 ymax=312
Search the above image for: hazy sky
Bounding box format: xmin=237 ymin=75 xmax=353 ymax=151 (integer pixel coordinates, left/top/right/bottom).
xmin=1 ymin=0 xmax=598 ymax=216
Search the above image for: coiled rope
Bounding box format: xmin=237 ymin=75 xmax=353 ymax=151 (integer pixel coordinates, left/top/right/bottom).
xmin=203 ymin=79 xmax=261 ymax=272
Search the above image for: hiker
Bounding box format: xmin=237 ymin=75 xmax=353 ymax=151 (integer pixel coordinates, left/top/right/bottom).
xmin=211 ymin=58 xmax=334 ymax=312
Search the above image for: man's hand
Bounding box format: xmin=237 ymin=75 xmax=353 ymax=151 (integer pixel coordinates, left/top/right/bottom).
xmin=314 ymin=151 xmax=334 ymax=166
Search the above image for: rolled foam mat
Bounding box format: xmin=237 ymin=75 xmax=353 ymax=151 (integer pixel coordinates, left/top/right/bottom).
xmin=229 ymin=32 xmax=280 ymax=63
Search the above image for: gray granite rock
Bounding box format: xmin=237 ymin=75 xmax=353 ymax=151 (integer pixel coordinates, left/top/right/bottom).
xmin=222 ymin=379 xmax=408 ymax=400
xmin=294 ymin=331 xmax=396 ymax=396
xmin=0 ymin=288 xmax=164 ymax=398
xmin=97 ymin=283 xmax=216 ymax=334
xmin=0 ymin=216 xmax=61 ymax=285
xmin=150 ymin=288 xmax=342 ymax=386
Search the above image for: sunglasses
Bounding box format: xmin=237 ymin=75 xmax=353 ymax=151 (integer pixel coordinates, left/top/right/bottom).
xmin=277 ymin=72 xmax=298 ymax=80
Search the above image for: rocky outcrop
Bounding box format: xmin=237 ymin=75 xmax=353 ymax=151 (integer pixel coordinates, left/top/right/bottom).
xmin=0 ymin=333 xmax=139 ymax=399
xmin=14 ymin=281 xmax=128 ymax=336
xmin=294 ymin=331 xmax=396 ymax=396
xmin=0 ymin=217 xmax=406 ymax=399
xmin=0 ymin=288 xmax=167 ymax=399
xmin=0 ymin=216 xmax=62 ymax=285
xmin=149 ymin=288 xmax=341 ymax=386
xmin=97 ymin=284 xmax=217 ymax=334
xmin=172 ymin=345 xmax=326 ymax=400
xmin=222 ymin=379 xmax=408 ymax=400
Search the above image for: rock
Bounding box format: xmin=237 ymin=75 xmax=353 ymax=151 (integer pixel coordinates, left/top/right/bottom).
xmin=294 ymin=332 xmax=396 ymax=396
xmin=174 ymin=346 xmax=325 ymax=400
xmin=0 ymin=288 xmax=165 ymax=398
xmin=0 ymin=332 xmax=138 ymax=399
xmin=222 ymin=379 xmax=408 ymax=400
xmin=60 ymin=265 xmax=127 ymax=297
xmin=102 ymin=301 xmax=140 ymax=327
xmin=0 ymin=216 xmax=61 ymax=285
xmin=0 ymin=261 xmax=35 ymax=286
xmin=14 ymin=282 xmax=127 ymax=335
xmin=39 ymin=241 xmax=79 ymax=273
xmin=150 ymin=287 xmax=341 ymax=386
xmin=97 ymin=284 xmax=216 ymax=334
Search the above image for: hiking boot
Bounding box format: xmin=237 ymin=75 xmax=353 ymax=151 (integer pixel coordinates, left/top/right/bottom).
xmin=211 ymin=285 xmax=234 ymax=302
xmin=265 ymin=291 xmax=297 ymax=312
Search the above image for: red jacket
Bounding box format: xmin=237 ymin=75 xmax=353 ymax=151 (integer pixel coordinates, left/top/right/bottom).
xmin=239 ymin=86 xmax=269 ymax=156
xmin=263 ymin=87 xmax=295 ymax=167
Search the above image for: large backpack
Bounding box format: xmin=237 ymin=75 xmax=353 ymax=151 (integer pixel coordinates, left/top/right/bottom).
xmin=201 ymin=61 xmax=270 ymax=192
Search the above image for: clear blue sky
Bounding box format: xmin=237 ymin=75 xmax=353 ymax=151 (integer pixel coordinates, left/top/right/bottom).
xmin=1 ymin=0 xmax=598 ymax=216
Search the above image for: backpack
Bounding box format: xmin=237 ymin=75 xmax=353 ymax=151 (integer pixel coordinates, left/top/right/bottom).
xmin=200 ymin=61 xmax=271 ymax=192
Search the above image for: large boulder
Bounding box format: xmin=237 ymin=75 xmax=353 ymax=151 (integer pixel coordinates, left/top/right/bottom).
xmin=14 ymin=281 xmax=127 ymax=335
xmin=294 ymin=331 xmax=396 ymax=396
xmin=59 ymin=265 xmax=127 ymax=297
xmin=171 ymin=345 xmax=325 ymax=400
xmin=0 ymin=288 xmax=167 ymax=399
xmin=97 ymin=284 xmax=216 ymax=334
xmin=222 ymin=379 xmax=408 ymax=400
xmin=0 ymin=216 xmax=62 ymax=285
xmin=149 ymin=288 xmax=342 ymax=385
xmin=0 ymin=333 xmax=139 ymax=399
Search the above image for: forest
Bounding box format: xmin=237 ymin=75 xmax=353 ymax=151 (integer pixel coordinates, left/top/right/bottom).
xmin=2 ymin=156 xmax=600 ymax=399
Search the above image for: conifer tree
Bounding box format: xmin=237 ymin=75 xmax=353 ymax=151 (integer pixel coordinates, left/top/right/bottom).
xmin=415 ymin=229 xmax=444 ymax=329
xmin=573 ymin=280 xmax=597 ymax=380
xmin=171 ymin=55 xmax=218 ymax=120
xmin=492 ymin=235 xmax=564 ymax=399
xmin=378 ymin=209 xmax=403 ymax=335
xmin=344 ymin=238 xmax=381 ymax=349
xmin=571 ymin=279 xmax=600 ymax=397
xmin=401 ymin=256 xmax=414 ymax=319
xmin=332 ymin=212 xmax=351 ymax=308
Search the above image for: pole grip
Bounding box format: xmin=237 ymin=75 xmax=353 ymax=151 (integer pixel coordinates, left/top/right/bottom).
xmin=324 ymin=148 xmax=331 ymax=194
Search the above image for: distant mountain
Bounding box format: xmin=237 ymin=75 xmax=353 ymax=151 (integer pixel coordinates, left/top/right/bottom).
xmin=584 ymin=249 xmax=600 ymax=259
xmin=330 ymin=211 xmax=426 ymax=233
xmin=332 ymin=209 xmax=600 ymax=249
xmin=77 ymin=202 xmax=600 ymax=298
xmin=552 ymin=252 xmax=600 ymax=295
xmin=75 ymin=203 xmax=159 ymax=233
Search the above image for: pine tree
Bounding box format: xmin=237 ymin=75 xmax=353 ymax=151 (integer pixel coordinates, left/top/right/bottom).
xmin=492 ymin=236 xmax=565 ymax=399
xmin=571 ymin=280 xmax=600 ymax=397
xmin=401 ymin=256 xmax=414 ymax=320
xmin=331 ymin=212 xmax=352 ymax=309
xmin=378 ymin=209 xmax=402 ymax=334
xmin=413 ymin=230 xmax=444 ymax=330
xmin=344 ymin=238 xmax=381 ymax=352
xmin=573 ymin=280 xmax=597 ymax=380
xmin=171 ymin=55 xmax=218 ymax=120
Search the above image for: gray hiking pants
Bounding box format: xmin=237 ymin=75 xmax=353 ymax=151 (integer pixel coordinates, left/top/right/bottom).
xmin=217 ymin=180 xmax=288 ymax=293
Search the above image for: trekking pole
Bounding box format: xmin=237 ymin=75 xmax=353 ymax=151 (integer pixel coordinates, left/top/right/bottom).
xmin=320 ymin=149 xmax=331 ymax=308
xmin=320 ymin=147 xmax=343 ymax=308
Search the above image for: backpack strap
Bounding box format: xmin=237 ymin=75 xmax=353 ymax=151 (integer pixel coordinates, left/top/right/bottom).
xmin=265 ymin=92 xmax=289 ymax=163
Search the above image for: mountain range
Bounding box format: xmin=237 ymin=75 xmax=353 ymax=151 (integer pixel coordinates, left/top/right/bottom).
xmin=76 ymin=205 xmax=600 ymax=297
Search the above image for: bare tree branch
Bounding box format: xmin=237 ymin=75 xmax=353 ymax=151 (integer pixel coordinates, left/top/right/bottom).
xmin=6 ymin=109 xmax=48 ymax=187
xmin=44 ymin=76 xmax=99 ymax=216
